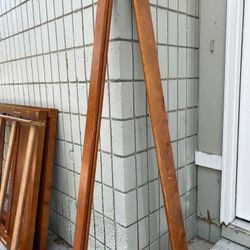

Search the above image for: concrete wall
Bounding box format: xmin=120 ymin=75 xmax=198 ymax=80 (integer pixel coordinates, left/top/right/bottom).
xmin=0 ymin=0 xmax=199 ymax=248
xmin=197 ymin=0 xmax=227 ymax=243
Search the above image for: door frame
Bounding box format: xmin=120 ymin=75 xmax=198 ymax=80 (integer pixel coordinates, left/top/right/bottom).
xmin=220 ymin=0 xmax=244 ymax=225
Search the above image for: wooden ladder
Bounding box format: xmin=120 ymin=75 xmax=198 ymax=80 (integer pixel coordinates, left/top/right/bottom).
xmin=74 ymin=0 xmax=188 ymax=249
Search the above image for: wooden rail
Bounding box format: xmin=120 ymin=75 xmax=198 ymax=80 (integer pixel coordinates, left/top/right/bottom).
xmin=11 ymin=126 xmax=37 ymax=250
xmin=0 ymin=114 xmax=45 ymax=127
xmin=0 ymin=121 xmax=18 ymax=218
xmin=73 ymin=0 xmax=113 ymax=249
xmin=133 ymin=1 xmax=187 ymax=249
xmin=0 ymin=119 xmax=6 ymax=184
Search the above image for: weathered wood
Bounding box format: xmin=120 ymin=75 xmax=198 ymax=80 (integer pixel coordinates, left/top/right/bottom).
xmin=10 ymin=126 xmax=37 ymax=250
xmin=73 ymin=0 xmax=113 ymax=249
xmin=0 ymin=121 xmax=17 ymax=219
xmin=132 ymin=0 xmax=188 ymax=249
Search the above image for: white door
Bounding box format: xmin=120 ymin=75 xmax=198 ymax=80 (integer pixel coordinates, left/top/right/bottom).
xmin=236 ymin=0 xmax=250 ymax=221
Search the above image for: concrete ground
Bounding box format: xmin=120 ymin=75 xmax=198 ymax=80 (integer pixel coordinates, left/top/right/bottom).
xmin=46 ymin=234 xmax=214 ymax=250
xmin=1 ymin=231 xmax=249 ymax=249
xmin=0 ymin=233 xmax=215 ymax=250
xmin=188 ymin=237 xmax=214 ymax=250
xmin=46 ymin=234 xmax=216 ymax=250
xmin=211 ymin=238 xmax=250 ymax=250
xmin=46 ymin=236 xmax=250 ymax=250
xmin=47 ymin=231 xmax=72 ymax=250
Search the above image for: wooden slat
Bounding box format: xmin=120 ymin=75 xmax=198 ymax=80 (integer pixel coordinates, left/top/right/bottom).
xmin=20 ymin=125 xmax=46 ymax=249
xmin=0 ymin=114 xmax=45 ymax=127
xmin=10 ymin=126 xmax=37 ymax=250
xmin=73 ymin=0 xmax=113 ymax=249
xmin=0 ymin=119 xmax=6 ymax=184
xmin=132 ymin=0 xmax=188 ymax=249
xmin=0 ymin=104 xmax=47 ymax=122
xmin=0 ymin=122 xmax=17 ymax=219
xmin=8 ymin=126 xmax=28 ymax=240
xmin=34 ymin=110 xmax=58 ymax=250
xmin=5 ymin=125 xmax=20 ymax=232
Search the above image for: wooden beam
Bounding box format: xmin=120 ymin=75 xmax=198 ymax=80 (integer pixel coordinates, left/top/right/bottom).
xmin=132 ymin=0 xmax=188 ymax=249
xmin=73 ymin=0 xmax=113 ymax=249
xmin=10 ymin=126 xmax=37 ymax=250
xmin=0 ymin=121 xmax=17 ymax=219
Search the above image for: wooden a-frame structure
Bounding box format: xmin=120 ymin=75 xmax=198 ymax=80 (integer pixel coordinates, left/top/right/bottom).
xmin=74 ymin=0 xmax=188 ymax=249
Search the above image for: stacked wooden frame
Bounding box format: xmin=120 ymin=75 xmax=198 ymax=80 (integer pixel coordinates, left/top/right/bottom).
xmin=74 ymin=0 xmax=188 ymax=249
xmin=0 ymin=104 xmax=58 ymax=250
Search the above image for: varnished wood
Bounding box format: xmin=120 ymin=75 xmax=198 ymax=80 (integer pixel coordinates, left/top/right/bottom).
xmin=20 ymin=125 xmax=46 ymax=250
xmin=74 ymin=0 xmax=187 ymax=249
xmin=0 ymin=103 xmax=57 ymax=250
xmin=34 ymin=110 xmax=58 ymax=250
xmin=0 ymin=104 xmax=48 ymax=122
xmin=0 ymin=114 xmax=45 ymax=127
xmin=0 ymin=124 xmax=46 ymax=250
xmin=0 ymin=119 xmax=6 ymax=184
xmin=0 ymin=121 xmax=17 ymax=219
xmin=0 ymin=104 xmax=57 ymax=250
xmin=133 ymin=0 xmax=188 ymax=249
xmin=5 ymin=126 xmax=20 ymax=233
xmin=10 ymin=126 xmax=37 ymax=250
xmin=73 ymin=0 xmax=113 ymax=249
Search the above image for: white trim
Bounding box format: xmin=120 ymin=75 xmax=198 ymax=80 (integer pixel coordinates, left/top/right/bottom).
xmin=195 ymin=151 xmax=222 ymax=171
xmin=220 ymin=0 xmax=244 ymax=225
xmin=236 ymin=0 xmax=250 ymax=220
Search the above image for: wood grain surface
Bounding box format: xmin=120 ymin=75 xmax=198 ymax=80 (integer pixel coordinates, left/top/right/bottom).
xmin=132 ymin=0 xmax=188 ymax=249
xmin=73 ymin=0 xmax=113 ymax=249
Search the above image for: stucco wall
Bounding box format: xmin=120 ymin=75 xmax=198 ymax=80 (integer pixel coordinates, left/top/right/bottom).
xmin=0 ymin=0 xmax=199 ymax=248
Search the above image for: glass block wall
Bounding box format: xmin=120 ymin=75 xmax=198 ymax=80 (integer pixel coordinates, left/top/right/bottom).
xmin=0 ymin=0 xmax=199 ymax=249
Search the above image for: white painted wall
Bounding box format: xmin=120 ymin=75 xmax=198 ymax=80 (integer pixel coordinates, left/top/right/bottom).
xmin=0 ymin=0 xmax=199 ymax=248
